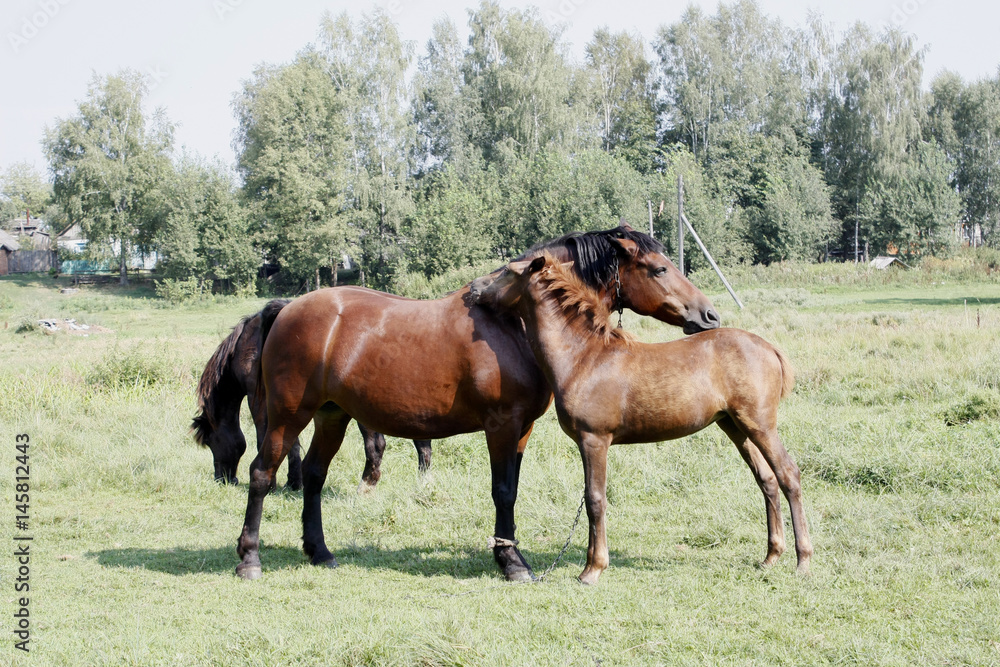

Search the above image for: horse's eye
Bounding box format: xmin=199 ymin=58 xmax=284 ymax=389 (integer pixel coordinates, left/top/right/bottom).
xmin=655 ymin=267 xmax=668 ymax=276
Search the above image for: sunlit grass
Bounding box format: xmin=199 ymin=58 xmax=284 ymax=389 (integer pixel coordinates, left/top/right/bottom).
xmin=2 ymin=270 xmax=999 ymax=665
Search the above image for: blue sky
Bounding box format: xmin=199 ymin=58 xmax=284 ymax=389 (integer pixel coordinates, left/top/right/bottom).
xmin=2 ymin=0 xmax=998 ymax=174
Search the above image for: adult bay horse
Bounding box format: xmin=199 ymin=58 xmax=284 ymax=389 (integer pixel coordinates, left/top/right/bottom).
xmin=237 ymin=224 xmax=721 ymax=581
xmin=472 ymin=252 xmax=812 ymax=584
xmin=192 ymin=301 xmax=431 ymax=489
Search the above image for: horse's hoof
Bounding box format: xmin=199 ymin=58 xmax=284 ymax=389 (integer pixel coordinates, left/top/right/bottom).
xmin=236 ymin=563 xmax=262 ymax=580
xmin=357 ymin=480 xmax=376 ymax=495
xmin=504 ymin=565 xmax=534 ymax=583
xmin=796 ymin=562 xmax=811 ymax=576
xmin=286 ymin=481 xmax=303 ymax=492
xmin=312 ymin=556 xmax=338 ymax=569
xmin=577 ymin=568 xmax=602 ymax=585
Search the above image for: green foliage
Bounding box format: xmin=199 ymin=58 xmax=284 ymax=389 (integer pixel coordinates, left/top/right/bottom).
xmin=43 ymin=69 xmax=174 ymax=285
xmin=0 ymin=162 xmax=52 ymax=222
xmin=154 ymin=277 xmax=203 ymax=304
xmin=87 ymin=345 xmax=170 ymax=390
xmin=314 ymin=10 xmax=416 ymax=289
xmin=157 ymin=156 xmax=257 ymax=292
xmin=927 ymin=71 xmax=1000 ymax=244
xmin=14 ymin=316 xmax=39 ymax=333
xmin=235 ymin=52 xmax=353 ymax=286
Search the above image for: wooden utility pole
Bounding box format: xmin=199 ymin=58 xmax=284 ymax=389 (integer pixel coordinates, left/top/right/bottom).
xmin=676 ymin=174 xmax=743 ymax=310
xmin=647 ymin=200 xmax=654 ymax=238
xmin=677 ymin=175 xmax=684 ymax=273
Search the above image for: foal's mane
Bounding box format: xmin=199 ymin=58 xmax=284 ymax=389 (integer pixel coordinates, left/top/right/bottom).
xmin=534 ymin=255 xmax=636 ymax=347
xmin=517 ymin=225 xmax=664 ymax=290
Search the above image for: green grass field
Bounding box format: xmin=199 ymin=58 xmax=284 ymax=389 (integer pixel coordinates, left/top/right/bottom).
xmin=2 ymin=266 xmax=999 ymax=665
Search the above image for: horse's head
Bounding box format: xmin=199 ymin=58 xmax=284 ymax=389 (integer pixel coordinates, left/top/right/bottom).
xmin=471 ymin=224 xmax=719 ymax=334
xmin=193 ymin=415 xmax=246 ymax=485
xmin=607 ymin=229 xmax=719 ymax=334
xmin=472 ymin=256 xmax=548 ymax=311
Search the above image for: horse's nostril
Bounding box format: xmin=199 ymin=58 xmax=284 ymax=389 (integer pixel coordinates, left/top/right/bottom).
xmin=705 ymin=308 xmax=720 ymax=325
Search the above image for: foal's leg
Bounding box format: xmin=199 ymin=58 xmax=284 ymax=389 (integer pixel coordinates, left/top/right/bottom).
xmin=577 ymin=431 xmax=612 ymax=585
xmin=357 ymin=422 xmax=385 ymax=491
xmin=487 ymin=421 xmax=535 ymax=582
xmin=301 ymin=406 xmax=351 ymax=567
xmin=413 ymin=440 xmax=432 ymax=474
xmin=737 ymin=420 xmax=813 ymax=574
xmin=717 ymin=416 xmax=785 ymax=567
xmin=236 ymin=405 xmax=313 ymax=580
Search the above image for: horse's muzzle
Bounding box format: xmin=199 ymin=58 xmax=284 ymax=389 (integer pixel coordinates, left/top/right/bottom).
xmin=683 ymin=306 xmax=721 ymax=334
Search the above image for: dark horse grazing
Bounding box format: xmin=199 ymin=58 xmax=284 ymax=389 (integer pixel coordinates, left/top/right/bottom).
xmin=472 ymin=253 xmax=812 ymax=583
xmin=192 ymin=301 xmax=431 ymax=490
xmin=236 ymin=224 xmax=721 ymax=581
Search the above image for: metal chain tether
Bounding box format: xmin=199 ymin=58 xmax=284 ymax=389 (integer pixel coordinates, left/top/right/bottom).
xmin=535 ymin=494 xmax=586 ymax=582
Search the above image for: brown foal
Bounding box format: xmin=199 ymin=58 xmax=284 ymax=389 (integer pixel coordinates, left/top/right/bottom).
xmin=474 ymin=251 xmax=812 ymax=584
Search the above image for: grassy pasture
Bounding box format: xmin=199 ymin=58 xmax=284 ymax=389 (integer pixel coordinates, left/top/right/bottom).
xmin=1 ymin=266 xmax=1000 ymax=666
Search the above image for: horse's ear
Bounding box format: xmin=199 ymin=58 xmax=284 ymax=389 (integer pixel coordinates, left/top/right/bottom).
xmin=507 ymin=259 xmax=534 ymax=275
xmin=608 ymin=236 xmax=639 ymax=259
xmin=618 ymin=220 xmax=635 ymax=233
xmin=528 ymin=256 xmax=546 ymax=273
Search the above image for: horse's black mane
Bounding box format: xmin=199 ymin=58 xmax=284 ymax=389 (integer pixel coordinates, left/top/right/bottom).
xmin=515 ymin=224 xmax=664 ymax=289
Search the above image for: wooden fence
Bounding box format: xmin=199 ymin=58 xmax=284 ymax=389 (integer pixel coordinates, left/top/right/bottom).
xmin=8 ymin=250 xmax=57 ymax=273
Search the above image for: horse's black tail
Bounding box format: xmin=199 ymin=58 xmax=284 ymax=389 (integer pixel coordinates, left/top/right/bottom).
xmin=254 ymin=299 xmax=291 ymax=401
xmin=192 ymin=313 xmax=257 ymax=447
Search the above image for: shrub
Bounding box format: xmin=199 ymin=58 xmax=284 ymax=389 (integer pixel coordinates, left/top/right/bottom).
xmin=154 ymin=277 xmax=203 ymax=304
xmin=88 ymin=345 xmax=169 ymax=390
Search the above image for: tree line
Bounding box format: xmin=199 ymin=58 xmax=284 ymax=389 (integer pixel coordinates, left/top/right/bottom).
xmin=3 ymin=0 xmax=998 ymax=291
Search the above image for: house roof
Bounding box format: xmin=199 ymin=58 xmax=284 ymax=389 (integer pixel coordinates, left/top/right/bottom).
xmin=870 ymin=256 xmax=909 ymax=270
xmin=0 ymin=230 xmax=20 ymax=251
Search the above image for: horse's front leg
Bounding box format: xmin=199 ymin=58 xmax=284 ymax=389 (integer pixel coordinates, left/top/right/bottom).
xmin=486 ymin=420 xmax=535 ymax=582
xmin=577 ymin=431 xmax=612 ymax=585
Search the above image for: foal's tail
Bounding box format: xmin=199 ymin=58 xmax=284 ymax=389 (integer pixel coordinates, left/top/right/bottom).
xmin=774 ymin=346 xmax=795 ymax=400
xmin=192 ymin=312 xmax=256 ymax=447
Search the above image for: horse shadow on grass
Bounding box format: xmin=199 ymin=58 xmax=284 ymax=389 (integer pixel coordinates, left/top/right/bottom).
xmin=89 ymin=543 xmax=669 ymax=580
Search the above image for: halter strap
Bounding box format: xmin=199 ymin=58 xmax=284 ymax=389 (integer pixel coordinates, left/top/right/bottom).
xmin=610 ymin=254 xmax=624 ymax=329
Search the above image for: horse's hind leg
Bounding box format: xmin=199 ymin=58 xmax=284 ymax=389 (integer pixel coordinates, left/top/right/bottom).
xmin=285 ymin=439 xmax=303 ymax=491
xmin=717 ymin=416 xmax=785 ymax=567
xmin=357 ymin=422 xmax=385 ymax=491
xmin=301 ymin=405 xmax=351 ymax=567
xmin=249 ymin=389 xmax=301 ymax=491
xmin=236 ymin=404 xmax=313 ymax=580
xmin=735 ymin=417 xmax=813 ymax=574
